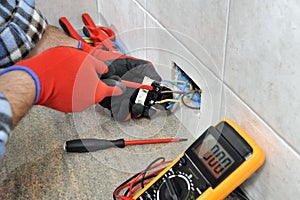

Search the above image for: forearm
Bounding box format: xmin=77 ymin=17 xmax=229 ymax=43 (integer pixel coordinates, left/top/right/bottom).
xmin=26 ymin=25 xmax=79 ymax=58
xmin=0 ymin=71 xmax=36 ymax=126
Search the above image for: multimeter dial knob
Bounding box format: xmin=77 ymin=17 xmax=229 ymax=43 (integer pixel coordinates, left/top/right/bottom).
xmin=158 ymin=175 xmax=189 ymax=200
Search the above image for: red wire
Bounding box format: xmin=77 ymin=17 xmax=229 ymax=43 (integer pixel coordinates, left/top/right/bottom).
xmin=114 ymin=160 xmax=172 ymax=199
xmin=130 ymin=167 xmax=167 ymax=195
xmin=128 ymin=161 xmax=172 ymax=198
xmin=131 ymin=180 xmax=152 ymax=194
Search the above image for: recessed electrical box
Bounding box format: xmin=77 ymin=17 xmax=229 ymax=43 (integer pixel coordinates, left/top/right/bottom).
xmin=172 ymin=62 xmax=202 ymax=110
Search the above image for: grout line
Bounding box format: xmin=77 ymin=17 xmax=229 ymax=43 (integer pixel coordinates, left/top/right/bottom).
xmin=222 ymin=0 xmax=231 ymax=83
xmin=219 ymin=0 xmax=231 ymax=119
xmin=96 ymin=0 xmax=100 ymax=25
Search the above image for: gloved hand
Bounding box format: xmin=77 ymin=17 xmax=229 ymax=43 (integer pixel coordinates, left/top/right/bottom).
xmin=79 ymin=42 xmax=166 ymax=121
xmin=100 ymin=60 xmax=162 ymax=121
xmin=3 ymin=47 xmax=125 ymax=112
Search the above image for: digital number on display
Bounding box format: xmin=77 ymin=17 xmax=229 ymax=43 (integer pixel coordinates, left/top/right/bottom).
xmin=195 ymin=134 xmax=234 ymax=178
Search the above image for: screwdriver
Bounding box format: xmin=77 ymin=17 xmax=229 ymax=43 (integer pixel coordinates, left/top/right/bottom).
xmin=64 ymin=138 xmax=187 ymax=153
xmin=121 ymin=80 xmax=153 ymax=91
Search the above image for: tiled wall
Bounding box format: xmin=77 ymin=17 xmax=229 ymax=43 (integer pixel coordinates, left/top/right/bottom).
xmin=96 ymin=0 xmax=300 ymax=199
xmin=36 ymin=0 xmax=300 ymax=199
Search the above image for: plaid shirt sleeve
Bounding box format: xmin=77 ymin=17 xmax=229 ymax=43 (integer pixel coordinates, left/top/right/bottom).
xmin=0 ymin=0 xmax=48 ymax=68
xmin=0 ymin=92 xmax=12 ymax=159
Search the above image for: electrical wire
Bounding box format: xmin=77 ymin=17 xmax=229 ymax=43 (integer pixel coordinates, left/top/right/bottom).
xmin=156 ymin=89 xmax=202 ymax=109
xmin=113 ymin=40 xmax=126 ymax=54
xmin=155 ymin=90 xmax=185 ymax=104
xmin=161 ymin=80 xmax=193 ymax=91
xmin=160 ymin=90 xmax=186 ymax=94
xmin=123 ymin=175 xmax=156 ymax=196
xmin=161 ymin=78 xmax=202 ymax=110
xmin=166 ymin=80 xmax=190 ymax=109
xmin=181 ymin=89 xmax=202 ymax=110
xmin=155 ymin=90 xmax=184 ymax=104
xmin=80 ymin=35 xmax=126 ymax=54
xmin=128 ymin=160 xmax=170 ymax=198
xmin=113 ymin=158 xmax=172 ymax=200
xmin=141 ymin=157 xmax=165 ymax=188
xmin=155 ymin=99 xmax=182 ymax=104
xmin=162 ymin=63 xmax=203 ymax=110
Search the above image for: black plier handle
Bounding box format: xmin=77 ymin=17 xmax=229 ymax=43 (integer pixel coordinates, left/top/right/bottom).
xmin=59 ymin=17 xmax=84 ymax=42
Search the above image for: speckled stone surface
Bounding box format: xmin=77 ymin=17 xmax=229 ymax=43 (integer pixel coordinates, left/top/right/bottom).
xmin=0 ymin=105 xmax=243 ymax=199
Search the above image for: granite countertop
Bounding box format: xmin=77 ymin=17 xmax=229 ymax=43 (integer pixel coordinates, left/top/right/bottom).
xmin=0 ymin=105 xmax=243 ymax=199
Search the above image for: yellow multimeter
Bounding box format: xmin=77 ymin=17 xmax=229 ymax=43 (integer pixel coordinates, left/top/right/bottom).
xmin=133 ymin=119 xmax=265 ymax=200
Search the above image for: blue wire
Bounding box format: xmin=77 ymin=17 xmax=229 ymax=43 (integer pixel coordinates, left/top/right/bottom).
xmin=113 ymin=40 xmax=126 ymax=54
xmin=162 ymin=76 xmax=201 ymax=109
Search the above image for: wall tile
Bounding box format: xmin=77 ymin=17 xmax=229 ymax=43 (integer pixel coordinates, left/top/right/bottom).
xmin=140 ymin=0 xmax=229 ymax=78
xmin=225 ymin=0 xmax=300 ymax=153
xmin=35 ymin=0 xmax=98 ymax=29
xmin=143 ymin=15 xmax=223 ymax=137
xmin=97 ymin=0 xmax=146 ymax=56
xmin=220 ymin=86 xmax=300 ymax=199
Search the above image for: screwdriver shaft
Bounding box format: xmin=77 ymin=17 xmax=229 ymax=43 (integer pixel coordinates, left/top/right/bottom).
xmin=124 ymin=138 xmax=187 ymax=146
xmin=121 ymin=80 xmax=153 ymax=90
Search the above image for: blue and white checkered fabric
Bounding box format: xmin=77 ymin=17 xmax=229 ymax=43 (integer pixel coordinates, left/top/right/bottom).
xmin=0 ymin=92 xmax=12 ymax=159
xmin=0 ymin=0 xmax=47 ymax=68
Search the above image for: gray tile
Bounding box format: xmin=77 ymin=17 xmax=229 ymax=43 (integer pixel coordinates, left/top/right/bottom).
xmin=143 ymin=13 xmax=223 ymax=137
xmin=97 ymin=0 xmax=146 ymax=55
xmin=221 ymin=86 xmax=300 ymax=199
xmin=35 ymin=0 xmax=98 ymax=29
xmin=225 ymin=0 xmax=300 ymax=153
xmin=142 ymin=0 xmax=229 ymax=78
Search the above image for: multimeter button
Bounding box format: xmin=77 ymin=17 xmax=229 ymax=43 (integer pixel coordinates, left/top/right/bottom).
xmin=179 ymin=157 xmax=187 ymax=165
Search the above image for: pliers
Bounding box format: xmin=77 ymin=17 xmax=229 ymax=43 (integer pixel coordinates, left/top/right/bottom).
xmin=81 ymin=13 xmax=119 ymax=52
xmin=59 ymin=13 xmax=120 ymax=52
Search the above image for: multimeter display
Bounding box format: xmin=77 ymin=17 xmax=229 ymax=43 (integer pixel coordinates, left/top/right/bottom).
xmin=188 ymin=124 xmax=247 ymax=188
xmin=195 ymin=134 xmax=235 ymax=179
xmin=134 ymin=119 xmax=265 ymax=200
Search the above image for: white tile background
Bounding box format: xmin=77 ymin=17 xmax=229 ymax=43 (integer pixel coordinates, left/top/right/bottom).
xmin=35 ymin=0 xmax=300 ymax=199
xmin=35 ymin=0 xmax=99 ymax=29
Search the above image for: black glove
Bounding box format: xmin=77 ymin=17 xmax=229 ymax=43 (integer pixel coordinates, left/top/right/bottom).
xmin=96 ymin=51 xmax=171 ymax=121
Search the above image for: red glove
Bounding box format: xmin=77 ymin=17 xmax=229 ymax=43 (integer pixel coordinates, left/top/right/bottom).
xmin=13 ymin=47 xmax=125 ymax=112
